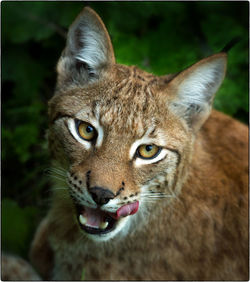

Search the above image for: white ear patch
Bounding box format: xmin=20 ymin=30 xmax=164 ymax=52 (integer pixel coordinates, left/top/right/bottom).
xmin=65 ymin=8 xmax=114 ymax=74
xmin=177 ymin=60 xmax=226 ymax=108
xmin=73 ymin=25 xmax=107 ymax=70
xmin=169 ymin=55 xmax=227 ymax=131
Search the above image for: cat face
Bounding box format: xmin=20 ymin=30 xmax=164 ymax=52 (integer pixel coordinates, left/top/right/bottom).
xmin=48 ymin=7 xmax=226 ymax=241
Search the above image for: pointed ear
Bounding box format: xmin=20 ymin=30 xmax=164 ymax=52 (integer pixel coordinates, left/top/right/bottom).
xmin=57 ymin=7 xmax=115 ymax=84
xmin=168 ymin=53 xmax=227 ymax=132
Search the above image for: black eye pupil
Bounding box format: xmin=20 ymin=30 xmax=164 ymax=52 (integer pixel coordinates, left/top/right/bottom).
xmin=86 ymin=125 xmax=93 ymax=133
xmin=145 ymin=145 xmax=152 ymax=152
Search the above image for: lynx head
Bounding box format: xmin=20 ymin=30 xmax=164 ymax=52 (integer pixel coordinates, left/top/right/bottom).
xmin=48 ymin=7 xmax=227 ymax=241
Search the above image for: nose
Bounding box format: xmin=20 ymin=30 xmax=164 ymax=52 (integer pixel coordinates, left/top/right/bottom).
xmin=89 ymin=186 xmax=115 ymax=206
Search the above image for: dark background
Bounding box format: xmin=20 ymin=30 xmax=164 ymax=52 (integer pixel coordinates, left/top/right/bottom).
xmin=2 ymin=2 xmax=249 ymax=259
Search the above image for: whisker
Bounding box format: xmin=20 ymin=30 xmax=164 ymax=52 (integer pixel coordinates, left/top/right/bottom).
xmin=49 ymin=166 xmax=67 ymax=172
xmin=44 ymin=167 xmax=67 ymax=176
xmin=52 ymin=187 xmax=68 ymax=191
xmin=45 ymin=171 xmax=66 ymax=178
xmin=140 ymin=193 xmax=174 ymax=198
xmin=141 ymin=199 xmax=158 ymax=203
xmin=48 ymin=175 xmax=67 ymax=182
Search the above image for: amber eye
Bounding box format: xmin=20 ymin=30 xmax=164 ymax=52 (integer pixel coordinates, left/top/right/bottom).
xmin=137 ymin=144 xmax=161 ymax=159
xmin=76 ymin=120 xmax=97 ymax=141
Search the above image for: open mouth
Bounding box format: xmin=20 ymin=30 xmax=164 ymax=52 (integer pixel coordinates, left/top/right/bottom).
xmin=75 ymin=201 xmax=139 ymax=235
xmin=76 ymin=204 xmax=117 ymax=234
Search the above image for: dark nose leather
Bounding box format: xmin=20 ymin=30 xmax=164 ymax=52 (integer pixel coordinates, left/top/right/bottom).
xmin=89 ymin=186 xmax=115 ymax=205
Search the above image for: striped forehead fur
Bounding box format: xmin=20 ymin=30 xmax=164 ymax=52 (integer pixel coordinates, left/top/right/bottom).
xmin=94 ymin=70 xmax=160 ymax=136
xmin=50 ymin=64 xmax=166 ymax=133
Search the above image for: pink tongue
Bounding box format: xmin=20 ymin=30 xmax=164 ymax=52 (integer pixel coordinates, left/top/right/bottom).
xmin=115 ymin=201 xmax=139 ymax=219
xmin=83 ymin=201 xmax=140 ymax=227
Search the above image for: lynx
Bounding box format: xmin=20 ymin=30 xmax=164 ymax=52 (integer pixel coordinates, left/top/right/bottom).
xmin=27 ymin=7 xmax=248 ymax=280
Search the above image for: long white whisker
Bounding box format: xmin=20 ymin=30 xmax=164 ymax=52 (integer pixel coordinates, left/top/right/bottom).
xmin=46 ymin=171 xmax=66 ymax=177
xmin=48 ymin=175 xmax=67 ymax=182
xmin=50 ymin=166 xmax=67 ymax=172
xmin=44 ymin=167 xmax=67 ymax=176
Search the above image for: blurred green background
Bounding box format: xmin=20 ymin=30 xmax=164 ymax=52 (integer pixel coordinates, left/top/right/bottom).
xmin=2 ymin=2 xmax=249 ymax=259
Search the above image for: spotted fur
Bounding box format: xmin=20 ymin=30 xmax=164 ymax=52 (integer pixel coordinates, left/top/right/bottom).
xmin=29 ymin=7 xmax=248 ymax=280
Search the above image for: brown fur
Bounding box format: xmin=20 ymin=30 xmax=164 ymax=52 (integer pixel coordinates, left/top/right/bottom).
xmin=1 ymin=253 xmax=41 ymax=280
xmin=29 ymin=7 xmax=248 ymax=280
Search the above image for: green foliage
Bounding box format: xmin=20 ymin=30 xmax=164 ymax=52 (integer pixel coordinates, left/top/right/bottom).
xmin=2 ymin=199 xmax=39 ymax=257
xmin=2 ymin=2 xmax=248 ymax=258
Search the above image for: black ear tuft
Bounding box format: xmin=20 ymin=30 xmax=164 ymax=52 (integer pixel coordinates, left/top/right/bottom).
xmin=221 ymin=37 xmax=241 ymax=53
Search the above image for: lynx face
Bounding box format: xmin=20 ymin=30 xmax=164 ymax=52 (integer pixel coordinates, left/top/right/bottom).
xmin=48 ymin=8 xmax=226 ymax=241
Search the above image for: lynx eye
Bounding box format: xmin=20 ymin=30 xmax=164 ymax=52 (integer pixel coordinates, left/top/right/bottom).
xmin=137 ymin=144 xmax=161 ymax=159
xmin=76 ymin=120 xmax=97 ymax=141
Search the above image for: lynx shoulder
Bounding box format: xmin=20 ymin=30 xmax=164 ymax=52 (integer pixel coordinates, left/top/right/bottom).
xmin=29 ymin=7 xmax=248 ymax=280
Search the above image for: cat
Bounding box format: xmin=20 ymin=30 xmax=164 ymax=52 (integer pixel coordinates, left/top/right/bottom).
xmin=26 ymin=6 xmax=248 ymax=280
